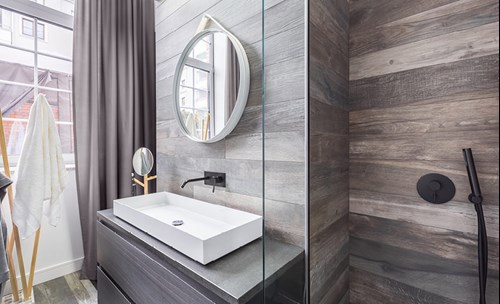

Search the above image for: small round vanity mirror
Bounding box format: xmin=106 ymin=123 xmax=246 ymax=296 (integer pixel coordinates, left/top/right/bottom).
xmin=173 ymin=29 xmax=250 ymax=143
xmin=132 ymin=148 xmax=154 ymax=177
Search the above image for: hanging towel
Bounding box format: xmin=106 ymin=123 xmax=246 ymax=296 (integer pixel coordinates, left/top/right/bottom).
xmin=13 ymin=94 xmax=68 ymax=239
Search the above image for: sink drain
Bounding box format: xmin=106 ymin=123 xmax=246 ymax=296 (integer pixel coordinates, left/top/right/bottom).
xmin=172 ymin=220 xmax=184 ymax=226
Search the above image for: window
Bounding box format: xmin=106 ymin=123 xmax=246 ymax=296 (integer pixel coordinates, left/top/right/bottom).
xmin=31 ymin=0 xmax=75 ymax=16
xmin=179 ymin=35 xmax=214 ymax=140
xmin=37 ymin=22 xmax=45 ymax=40
xmin=0 ymin=9 xmax=12 ymax=31
xmin=0 ymin=5 xmax=74 ymax=165
xmin=21 ymin=18 xmax=45 ymax=39
xmin=22 ymin=18 xmax=34 ymax=36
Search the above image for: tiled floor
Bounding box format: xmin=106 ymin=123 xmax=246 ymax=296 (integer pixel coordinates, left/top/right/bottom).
xmin=2 ymin=272 xmax=97 ymax=304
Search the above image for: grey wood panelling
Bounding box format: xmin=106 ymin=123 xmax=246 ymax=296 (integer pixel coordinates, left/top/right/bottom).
xmin=349 ymin=0 xmax=500 ymax=302
xmin=97 ymin=268 xmax=131 ymax=304
xmin=155 ymin=0 xmax=306 ymax=249
xmin=309 ymin=0 xmax=350 ymax=303
xmin=97 ymin=222 xmax=219 ymax=304
xmin=350 ymin=0 xmax=499 ymax=57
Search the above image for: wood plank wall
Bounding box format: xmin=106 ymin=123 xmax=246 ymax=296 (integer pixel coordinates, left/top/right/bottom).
xmin=309 ymin=0 xmax=350 ymax=303
xmin=155 ymin=0 xmax=306 ymax=247
xmin=348 ymin=0 xmax=499 ymax=303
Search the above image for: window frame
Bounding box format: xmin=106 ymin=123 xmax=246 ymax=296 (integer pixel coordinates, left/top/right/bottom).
xmin=0 ymin=2 xmax=74 ymax=165
xmin=21 ymin=17 xmax=33 ymax=36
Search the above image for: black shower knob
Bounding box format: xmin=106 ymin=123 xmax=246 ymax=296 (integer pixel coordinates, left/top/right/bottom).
xmin=417 ymin=173 xmax=456 ymax=204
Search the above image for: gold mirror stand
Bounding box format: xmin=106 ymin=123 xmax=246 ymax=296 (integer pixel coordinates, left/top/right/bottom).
xmin=133 ymin=174 xmax=157 ymax=194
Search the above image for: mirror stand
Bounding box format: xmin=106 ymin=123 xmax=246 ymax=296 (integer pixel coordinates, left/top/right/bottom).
xmin=132 ymin=174 xmax=157 ymax=195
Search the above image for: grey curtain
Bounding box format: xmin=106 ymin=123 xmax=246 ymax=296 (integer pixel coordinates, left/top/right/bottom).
xmin=72 ymin=0 xmax=156 ymax=280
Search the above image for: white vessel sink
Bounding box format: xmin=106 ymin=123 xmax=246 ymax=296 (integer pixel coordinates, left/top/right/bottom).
xmin=113 ymin=192 xmax=262 ymax=265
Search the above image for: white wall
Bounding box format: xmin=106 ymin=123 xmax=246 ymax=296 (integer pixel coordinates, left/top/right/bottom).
xmin=2 ymin=168 xmax=84 ymax=293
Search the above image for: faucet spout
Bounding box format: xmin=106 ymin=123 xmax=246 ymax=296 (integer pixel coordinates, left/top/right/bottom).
xmin=181 ymin=176 xmax=210 ymax=189
xmin=180 ymin=172 xmax=226 ymax=193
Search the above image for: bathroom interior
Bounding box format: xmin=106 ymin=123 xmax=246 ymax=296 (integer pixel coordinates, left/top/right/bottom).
xmin=0 ymin=0 xmax=498 ymax=303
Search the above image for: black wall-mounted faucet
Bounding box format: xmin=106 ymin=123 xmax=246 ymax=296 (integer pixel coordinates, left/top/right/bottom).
xmin=181 ymin=172 xmax=226 ymax=193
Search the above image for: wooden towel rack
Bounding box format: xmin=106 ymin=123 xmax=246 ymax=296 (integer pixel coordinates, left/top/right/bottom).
xmin=0 ymin=110 xmax=40 ymax=302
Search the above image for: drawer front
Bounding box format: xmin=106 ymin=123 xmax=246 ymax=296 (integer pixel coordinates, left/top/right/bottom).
xmin=97 ymin=267 xmax=132 ymax=304
xmin=97 ymin=221 xmax=215 ymax=304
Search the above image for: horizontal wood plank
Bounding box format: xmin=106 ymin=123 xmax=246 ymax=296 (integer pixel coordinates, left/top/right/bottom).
xmin=350 ymin=0 xmax=499 ymax=57
xmin=350 ymin=93 xmax=499 ymax=135
xmin=350 ymin=238 xmax=499 ymax=303
xmin=350 ymin=214 xmax=499 ymax=271
xmin=350 ymin=54 xmax=499 ymax=111
xmin=350 ymin=267 xmax=463 ymax=304
xmin=351 ymin=22 xmax=499 ymax=80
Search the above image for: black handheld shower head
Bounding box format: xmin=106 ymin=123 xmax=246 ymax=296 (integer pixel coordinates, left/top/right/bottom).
xmin=463 ymin=148 xmax=483 ymax=203
xmin=463 ymin=148 xmax=488 ymax=304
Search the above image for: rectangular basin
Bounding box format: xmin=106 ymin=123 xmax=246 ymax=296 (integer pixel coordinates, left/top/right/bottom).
xmin=113 ymin=192 xmax=262 ymax=265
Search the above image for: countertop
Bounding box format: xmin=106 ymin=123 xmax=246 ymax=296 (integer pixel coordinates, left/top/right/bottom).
xmin=97 ymin=209 xmax=304 ymax=304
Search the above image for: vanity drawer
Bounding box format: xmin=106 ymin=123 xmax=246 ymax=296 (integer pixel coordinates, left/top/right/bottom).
xmin=97 ymin=221 xmax=216 ymax=304
xmin=97 ymin=267 xmax=132 ymax=304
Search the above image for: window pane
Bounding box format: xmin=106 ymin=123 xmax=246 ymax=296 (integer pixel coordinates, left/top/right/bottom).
xmin=0 ymin=9 xmax=12 ymax=31
xmin=41 ymin=69 xmax=72 ymax=91
xmin=55 ymin=123 xmax=74 ymax=154
xmin=1 ymin=85 xmax=34 ymax=157
xmin=22 ymin=18 xmax=34 ymax=36
xmin=0 ymin=10 xmax=35 ymax=50
xmin=39 ymin=89 xmax=73 ymax=154
xmin=194 ymin=90 xmax=208 ymax=110
xmin=195 ymin=110 xmax=209 ymax=140
xmin=31 ymin=0 xmax=75 ymax=16
xmin=38 ymin=55 xmax=72 ymax=76
xmin=0 ymin=45 xmax=35 ymax=84
xmin=37 ymin=23 xmax=45 ymax=40
xmin=37 ymin=55 xmax=72 ymax=91
xmin=180 ymin=108 xmax=194 ymax=133
xmin=180 ymin=66 xmax=193 ymax=88
xmin=38 ymin=22 xmax=72 ymax=58
xmin=179 ymin=87 xmax=193 ymax=108
xmin=194 ymin=69 xmax=208 ymax=91
xmin=192 ymin=40 xmax=210 ymax=63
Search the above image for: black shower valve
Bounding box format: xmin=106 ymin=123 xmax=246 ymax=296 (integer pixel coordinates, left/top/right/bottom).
xmin=417 ymin=173 xmax=456 ymax=204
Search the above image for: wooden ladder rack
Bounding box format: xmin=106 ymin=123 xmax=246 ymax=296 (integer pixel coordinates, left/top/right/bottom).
xmin=0 ymin=111 xmax=41 ymax=302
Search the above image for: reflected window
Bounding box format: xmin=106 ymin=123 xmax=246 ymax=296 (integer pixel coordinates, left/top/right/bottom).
xmin=181 ymin=35 xmax=214 ymax=140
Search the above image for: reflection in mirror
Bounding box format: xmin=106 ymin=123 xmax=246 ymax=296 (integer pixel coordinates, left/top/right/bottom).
xmin=132 ymin=148 xmax=154 ymax=177
xmin=176 ymin=31 xmax=242 ymax=142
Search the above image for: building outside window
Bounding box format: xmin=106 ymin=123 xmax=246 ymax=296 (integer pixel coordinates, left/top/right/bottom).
xmin=21 ymin=18 xmax=33 ymax=36
xmin=21 ymin=18 xmax=46 ymax=39
xmin=0 ymin=1 xmax=74 ymax=165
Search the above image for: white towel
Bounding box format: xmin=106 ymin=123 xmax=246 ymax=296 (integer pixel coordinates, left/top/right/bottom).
xmin=13 ymin=94 xmax=68 ymax=239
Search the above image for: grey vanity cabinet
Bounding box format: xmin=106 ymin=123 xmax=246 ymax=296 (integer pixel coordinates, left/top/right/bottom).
xmin=97 ymin=221 xmax=221 ymax=304
xmin=97 ymin=267 xmax=131 ymax=304
xmin=96 ymin=210 xmax=305 ymax=304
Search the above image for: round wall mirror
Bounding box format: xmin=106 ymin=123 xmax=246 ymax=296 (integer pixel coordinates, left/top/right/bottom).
xmin=173 ymin=29 xmax=250 ymax=143
xmin=133 ymin=148 xmax=154 ymax=176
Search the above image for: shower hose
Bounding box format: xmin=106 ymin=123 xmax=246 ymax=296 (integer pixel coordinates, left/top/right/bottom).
xmin=473 ymin=199 xmax=488 ymax=304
